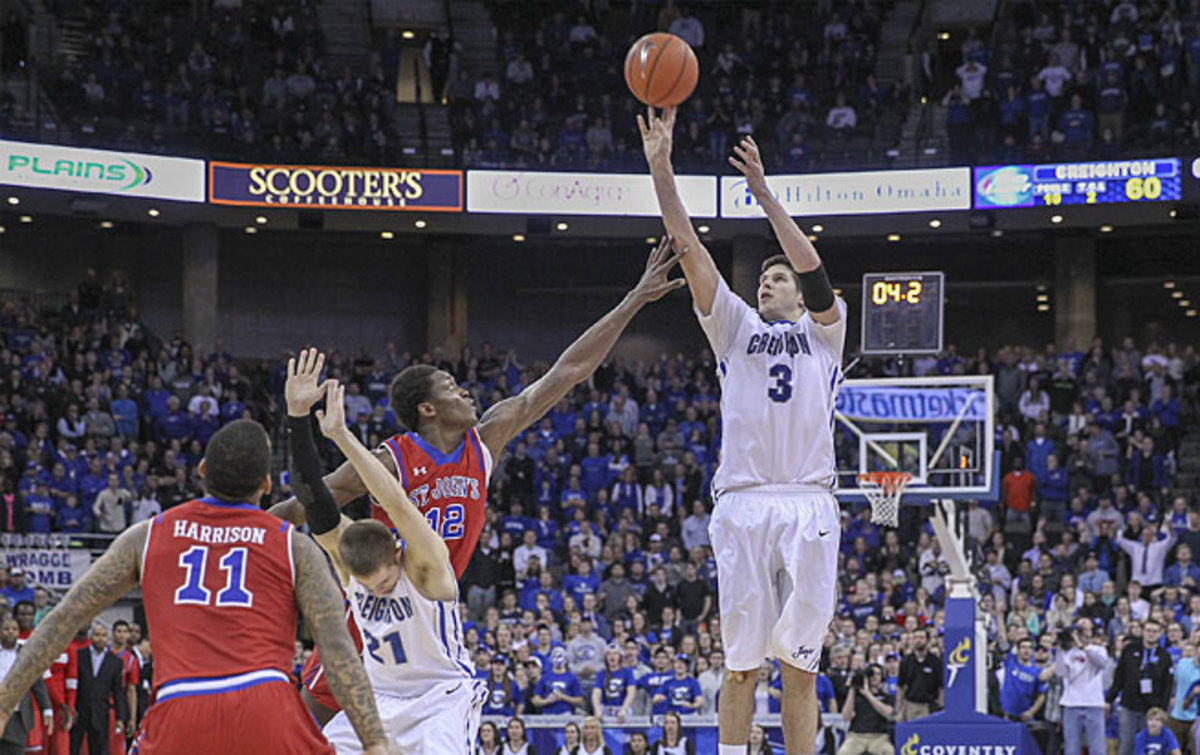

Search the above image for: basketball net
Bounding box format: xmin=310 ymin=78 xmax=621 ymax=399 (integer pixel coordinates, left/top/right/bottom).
xmin=857 ymin=471 xmax=912 ymax=528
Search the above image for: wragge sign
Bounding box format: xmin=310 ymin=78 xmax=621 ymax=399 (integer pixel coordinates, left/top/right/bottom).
xmin=2 ymin=549 xmax=93 ymax=588
xmin=209 ymin=162 xmax=463 ymax=211
xmin=0 ymin=140 xmax=204 ymax=202
xmin=720 ymin=168 xmax=970 ymax=218
xmin=467 ymin=170 xmax=717 ymax=217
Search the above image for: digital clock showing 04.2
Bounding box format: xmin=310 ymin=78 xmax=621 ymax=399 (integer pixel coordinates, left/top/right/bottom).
xmin=861 ymin=271 xmax=945 ymax=355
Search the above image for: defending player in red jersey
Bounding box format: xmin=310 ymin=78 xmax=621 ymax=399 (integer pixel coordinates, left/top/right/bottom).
xmin=0 ymin=420 xmax=392 ymax=755
xmin=277 ymin=242 xmax=686 ymax=720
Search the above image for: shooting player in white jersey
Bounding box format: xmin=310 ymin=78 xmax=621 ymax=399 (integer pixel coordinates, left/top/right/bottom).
xmin=640 ymin=109 xmax=845 ymax=755
xmin=284 ymin=349 xmax=484 ymax=755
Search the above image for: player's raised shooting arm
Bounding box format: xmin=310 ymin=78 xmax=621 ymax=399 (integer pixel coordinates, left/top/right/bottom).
xmin=477 ymin=237 xmax=685 ymax=458
xmin=638 ymin=105 xmax=720 ymax=315
xmin=292 ymin=531 xmax=387 ymax=750
xmin=319 ymin=383 xmax=457 ymax=603
xmin=729 ymin=135 xmax=840 ymax=325
xmin=0 ymin=522 xmax=145 ymax=714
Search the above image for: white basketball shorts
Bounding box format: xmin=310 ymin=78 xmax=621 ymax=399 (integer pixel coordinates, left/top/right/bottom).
xmin=323 ymin=678 xmax=486 ymax=754
xmin=709 ymin=486 xmax=840 ymax=673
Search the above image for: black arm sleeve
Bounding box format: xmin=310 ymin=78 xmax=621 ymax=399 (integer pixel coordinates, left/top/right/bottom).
xmin=798 ymin=263 xmax=836 ymax=314
xmin=287 ymin=416 xmax=342 ymax=536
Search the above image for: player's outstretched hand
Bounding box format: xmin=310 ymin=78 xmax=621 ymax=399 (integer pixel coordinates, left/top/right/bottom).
xmin=630 ymin=234 xmax=688 ymax=304
xmin=637 ymin=105 xmax=676 ymax=165
xmin=285 ymin=347 xmax=333 ymax=418
xmin=315 ymin=381 xmax=348 ymax=439
xmin=729 ymin=135 xmax=768 ymax=197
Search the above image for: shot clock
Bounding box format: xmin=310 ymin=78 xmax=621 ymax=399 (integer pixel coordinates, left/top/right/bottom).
xmin=861 ymin=271 xmax=945 ymax=355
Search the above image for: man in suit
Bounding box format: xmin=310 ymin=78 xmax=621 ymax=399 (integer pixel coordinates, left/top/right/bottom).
xmin=71 ymin=621 xmax=127 ymax=755
xmin=0 ymin=616 xmax=52 ymax=755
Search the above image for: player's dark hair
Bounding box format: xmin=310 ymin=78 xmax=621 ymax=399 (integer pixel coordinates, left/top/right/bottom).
xmin=761 ymin=254 xmax=802 ymax=287
xmin=202 ymin=419 xmax=271 ymax=502
xmin=339 ymin=520 xmax=398 ymax=577
xmin=112 ymin=619 xmax=129 ymax=631
xmin=389 ymin=365 xmax=438 ymax=431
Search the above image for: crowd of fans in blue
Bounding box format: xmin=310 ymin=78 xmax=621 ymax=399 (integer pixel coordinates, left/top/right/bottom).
xmin=1 ymin=266 xmax=1198 ymax=755
xmin=18 ymin=0 xmax=1200 ymax=176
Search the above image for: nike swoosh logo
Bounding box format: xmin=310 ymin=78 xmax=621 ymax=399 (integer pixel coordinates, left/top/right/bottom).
xmin=818 ymin=530 xmax=830 ymax=538
xmin=446 ymin=683 xmax=462 ymax=695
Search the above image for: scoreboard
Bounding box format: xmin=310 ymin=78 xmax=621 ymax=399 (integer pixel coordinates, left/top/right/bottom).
xmin=973 ymin=158 xmax=1181 ymax=208
xmin=861 ymin=271 xmax=944 ymax=355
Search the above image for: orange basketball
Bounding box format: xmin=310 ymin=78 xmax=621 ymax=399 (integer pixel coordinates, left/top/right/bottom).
xmin=624 ymin=32 xmax=699 ymax=108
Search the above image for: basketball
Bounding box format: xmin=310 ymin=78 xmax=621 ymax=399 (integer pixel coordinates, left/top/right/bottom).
xmin=623 ymin=32 xmax=698 ymax=108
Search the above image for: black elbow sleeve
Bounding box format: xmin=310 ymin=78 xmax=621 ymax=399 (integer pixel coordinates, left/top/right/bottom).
xmin=287 ymin=416 xmax=342 ymax=536
xmin=799 ymin=264 xmax=836 ymax=314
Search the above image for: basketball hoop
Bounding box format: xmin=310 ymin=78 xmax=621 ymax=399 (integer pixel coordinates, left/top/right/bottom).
xmin=857 ymin=471 xmax=912 ymax=528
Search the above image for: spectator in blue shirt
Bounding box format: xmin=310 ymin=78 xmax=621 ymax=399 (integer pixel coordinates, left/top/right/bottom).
xmin=1039 ymin=455 xmax=1070 ymax=526
xmin=579 ymin=442 xmax=609 ymax=498
xmin=641 ymin=648 xmax=675 ymax=716
xmin=1026 ymin=424 xmax=1057 ymax=481
xmin=656 ymin=654 xmax=703 ymax=715
xmin=532 ymin=647 xmax=583 ymax=715
xmin=25 ymin=483 xmax=54 ymax=533
xmin=54 ymin=493 xmax=92 ymax=534
xmin=591 ymin=645 xmax=636 ymax=721
xmin=1027 ymin=77 xmax=1052 ymax=140
xmin=563 ymin=559 xmax=601 ymax=606
xmin=156 ymin=396 xmax=190 ymax=442
xmin=1 ymin=569 xmax=34 ymax=606
xmin=111 ymin=385 xmax=139 ymax=439
xmin=1133 ymin=708 xmax=1181 ymax=755
xmin=1164 ymin=545 xmax=1200 ymax=589
xmin=1001 ymin=638 xmax=1047 ymax=720
xmin=482 ymin=655 xmax=523 ymax=717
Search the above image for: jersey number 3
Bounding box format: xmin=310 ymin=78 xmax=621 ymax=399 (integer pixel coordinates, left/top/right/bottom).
xmin=174 ymin=546 xmax=254 ymax=607
xmin=768 ymin=364 xmax=793 ymax=403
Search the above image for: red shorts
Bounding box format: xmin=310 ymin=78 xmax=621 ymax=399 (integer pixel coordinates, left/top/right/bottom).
xmin=301 ymin=649 xmax=340 ymax=713
xmin=131 ymin=676 xmax=333 ymax=755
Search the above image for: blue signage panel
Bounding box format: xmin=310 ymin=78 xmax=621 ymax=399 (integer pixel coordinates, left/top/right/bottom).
xmin=974 ymin=158 xmax=1180 ymax=208
xmin=209 ymin=161 xmax=463 ymax=211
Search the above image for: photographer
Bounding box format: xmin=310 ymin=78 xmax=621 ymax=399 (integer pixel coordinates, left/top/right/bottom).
xmin=1044 ymin=620 xmax=1112 ymax=755
xmin=838 ymin=664 xmax=895 ymax=755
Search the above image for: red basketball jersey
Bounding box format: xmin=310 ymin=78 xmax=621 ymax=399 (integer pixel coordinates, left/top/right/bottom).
xmin=140 ymin=498 xmax=298 ymax=690
xmin=374 ymin=427 xmax=492 ymax=578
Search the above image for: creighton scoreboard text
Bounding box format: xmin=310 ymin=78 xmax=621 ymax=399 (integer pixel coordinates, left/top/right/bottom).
xmin=974 ymin=158 xmax=1181 ymax=208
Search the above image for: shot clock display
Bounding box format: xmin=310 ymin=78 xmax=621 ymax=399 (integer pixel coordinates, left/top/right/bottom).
xmin=973 ymin=158 xmax=1181 ymax=208
xmin=861 ymin=271 xmax=945 ymax=355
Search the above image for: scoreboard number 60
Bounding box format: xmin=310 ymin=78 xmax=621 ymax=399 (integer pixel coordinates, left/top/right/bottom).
xmin=1125 ymin=176 xmax=1162 ymax=200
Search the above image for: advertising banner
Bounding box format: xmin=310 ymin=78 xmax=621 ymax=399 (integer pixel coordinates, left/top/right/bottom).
xmin=467 ymin=170 xmax=717 ymax=217
xmin=209 ymin=162 xmax=463 ymax=211
xmin=720 ymin=168 xmax=970 ymax=218
xmin=0 ymin=140 xmax=204 ymax=202
xmin=836 ymin=386 xmax=989 ymax=422
xmin=2 ymin=549 xmax=93 ymax=589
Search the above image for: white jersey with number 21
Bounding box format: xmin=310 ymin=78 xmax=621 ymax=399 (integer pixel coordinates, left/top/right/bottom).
xmin=697 ymin=277 xmax=846 ymax=494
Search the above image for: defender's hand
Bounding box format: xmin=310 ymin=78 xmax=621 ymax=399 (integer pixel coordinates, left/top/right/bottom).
xmin=285 ymin=348 xmax=333 ymax=417
xmin=637 ymin=106 xmax=676 ymax=165
xmin=316 ymin=382 xmax=349 ymax=438
xmin=629 ymin=234 xmax=688 ymax=304
xmin=729 ymin=136 xmax=769 ymax=197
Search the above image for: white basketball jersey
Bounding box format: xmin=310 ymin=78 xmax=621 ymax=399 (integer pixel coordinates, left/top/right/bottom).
xmin=697 ymin=277 xmax=846 ymax=493
xmin=346 ymin=566 xmax=475 ymax=699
